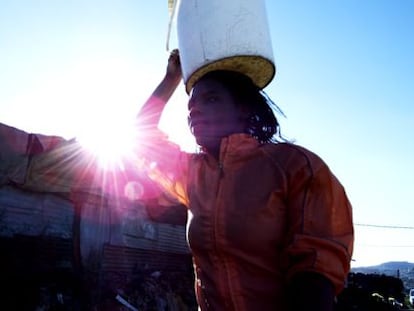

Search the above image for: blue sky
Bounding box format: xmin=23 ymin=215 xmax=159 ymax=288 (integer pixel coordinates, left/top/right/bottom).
xmin=1 ymin=0 xmax=413 ymax=267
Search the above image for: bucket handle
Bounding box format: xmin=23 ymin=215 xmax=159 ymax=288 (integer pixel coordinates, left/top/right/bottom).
xmin=166 ymin=0 xmax=179 ymax=51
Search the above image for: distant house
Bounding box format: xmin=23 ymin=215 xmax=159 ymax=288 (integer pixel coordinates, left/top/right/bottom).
xmin=0 ymin=122 xmax=191 ymax=308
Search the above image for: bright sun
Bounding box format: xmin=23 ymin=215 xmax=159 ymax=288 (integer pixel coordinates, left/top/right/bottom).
xmin=76 ymin=115 xmax=137 ymax=169
xmin=62 ymin=55 xmax=196 ymax=168
xmin=65 ymin=57 xmax=141 ymax=169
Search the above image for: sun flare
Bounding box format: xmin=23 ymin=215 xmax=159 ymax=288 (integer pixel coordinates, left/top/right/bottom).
xmin=59 ymin=54 xmax=196 ymax=169
xmin=76 ymin=117 xmax=137 ymax=169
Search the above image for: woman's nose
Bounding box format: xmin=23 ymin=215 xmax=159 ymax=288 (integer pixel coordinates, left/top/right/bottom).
xmin=188 ymin=97 xmax=196 ymax=110
xmin=189 ymin=109 xmax=202 ymax=121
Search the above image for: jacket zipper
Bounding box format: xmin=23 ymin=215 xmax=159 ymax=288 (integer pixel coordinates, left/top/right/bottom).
xmin=213 ymin=147 xmax=234 ymax=309
xmin=218 ymin=162 xmax=224 ymax=178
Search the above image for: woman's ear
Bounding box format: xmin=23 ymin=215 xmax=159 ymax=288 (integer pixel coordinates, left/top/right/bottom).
xmin=240 ymin=108 xmax=255 ymax=136
xmin=239 ymin=106 xmax=251 ymax=120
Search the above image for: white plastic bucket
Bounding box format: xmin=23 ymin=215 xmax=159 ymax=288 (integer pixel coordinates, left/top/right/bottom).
xmin=176 ymin=0 xmax=275 ymax=93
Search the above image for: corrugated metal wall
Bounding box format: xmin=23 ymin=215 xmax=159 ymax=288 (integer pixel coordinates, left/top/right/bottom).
xmin=0 ymin=185 xmax=73 ymax=238
xmin=119 ymin=221 xmax=189 ymax=254
xmin=0 ymin=184 xmax=190 ymax=269
xmin=102 ymin=243 xmax=192 ymax=274
xmin=79 ymin=195 xmax=189 ymax=263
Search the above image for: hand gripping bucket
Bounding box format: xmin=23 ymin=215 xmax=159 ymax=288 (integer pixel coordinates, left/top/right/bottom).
xmin=174 ymin=0 xmax=276 ymax=93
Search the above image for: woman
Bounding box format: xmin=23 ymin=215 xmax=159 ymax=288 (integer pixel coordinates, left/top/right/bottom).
xmin=136 ymin=50 xmax=354 ymax=311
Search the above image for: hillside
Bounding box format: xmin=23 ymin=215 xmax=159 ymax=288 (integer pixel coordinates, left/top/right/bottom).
xmin=352 ymin=261 xmax=414 ymax=291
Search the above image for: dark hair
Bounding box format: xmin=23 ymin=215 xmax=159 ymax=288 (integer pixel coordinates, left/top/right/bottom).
xmin=198 ymin=70 xmax=285 ymax=144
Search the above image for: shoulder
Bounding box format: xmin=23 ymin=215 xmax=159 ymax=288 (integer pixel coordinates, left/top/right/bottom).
xmin=262 ymin=143 xmax=347 ymax=195
xmin=261 ymin=142 xmax=326 ymax=168
xmin=260 ymin=142 xmax=339 ymax=185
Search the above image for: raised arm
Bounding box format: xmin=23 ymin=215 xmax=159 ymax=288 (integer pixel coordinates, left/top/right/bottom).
xmin=137 ymin=49 xmax=182 ymax=128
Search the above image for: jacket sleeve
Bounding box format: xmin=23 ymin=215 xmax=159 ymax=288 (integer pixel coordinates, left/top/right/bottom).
xmin=135 ymin=128 xmax=190 ymax=207
xmin=281 ymin=145 xmax=354 ymax=295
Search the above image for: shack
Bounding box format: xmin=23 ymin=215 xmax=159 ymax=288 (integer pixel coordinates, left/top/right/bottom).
xmin=0 ymin=122 xmax=192 ymax=309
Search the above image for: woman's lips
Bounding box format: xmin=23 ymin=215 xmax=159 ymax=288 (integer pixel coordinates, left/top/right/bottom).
xmin=190 ymin=119 xmax=211 ymax=137
xmin=189 ymin=116 xmax=208 ymax=129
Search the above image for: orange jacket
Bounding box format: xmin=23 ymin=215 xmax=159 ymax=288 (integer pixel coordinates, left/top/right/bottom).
xmin=141 ymin=133 xmax=354 ymax=310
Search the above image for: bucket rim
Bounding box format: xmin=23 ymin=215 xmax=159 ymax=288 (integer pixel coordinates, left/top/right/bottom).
xmin=184 ymin=55 xmax=276 ymax=94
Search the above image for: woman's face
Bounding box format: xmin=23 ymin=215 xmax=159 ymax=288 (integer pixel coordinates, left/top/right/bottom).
xmin=188 ymin=77 xmax=248 ymax=152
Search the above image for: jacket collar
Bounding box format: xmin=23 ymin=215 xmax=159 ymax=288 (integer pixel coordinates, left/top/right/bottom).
xmin=219 ymin=133 xmax=260 ymax=160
